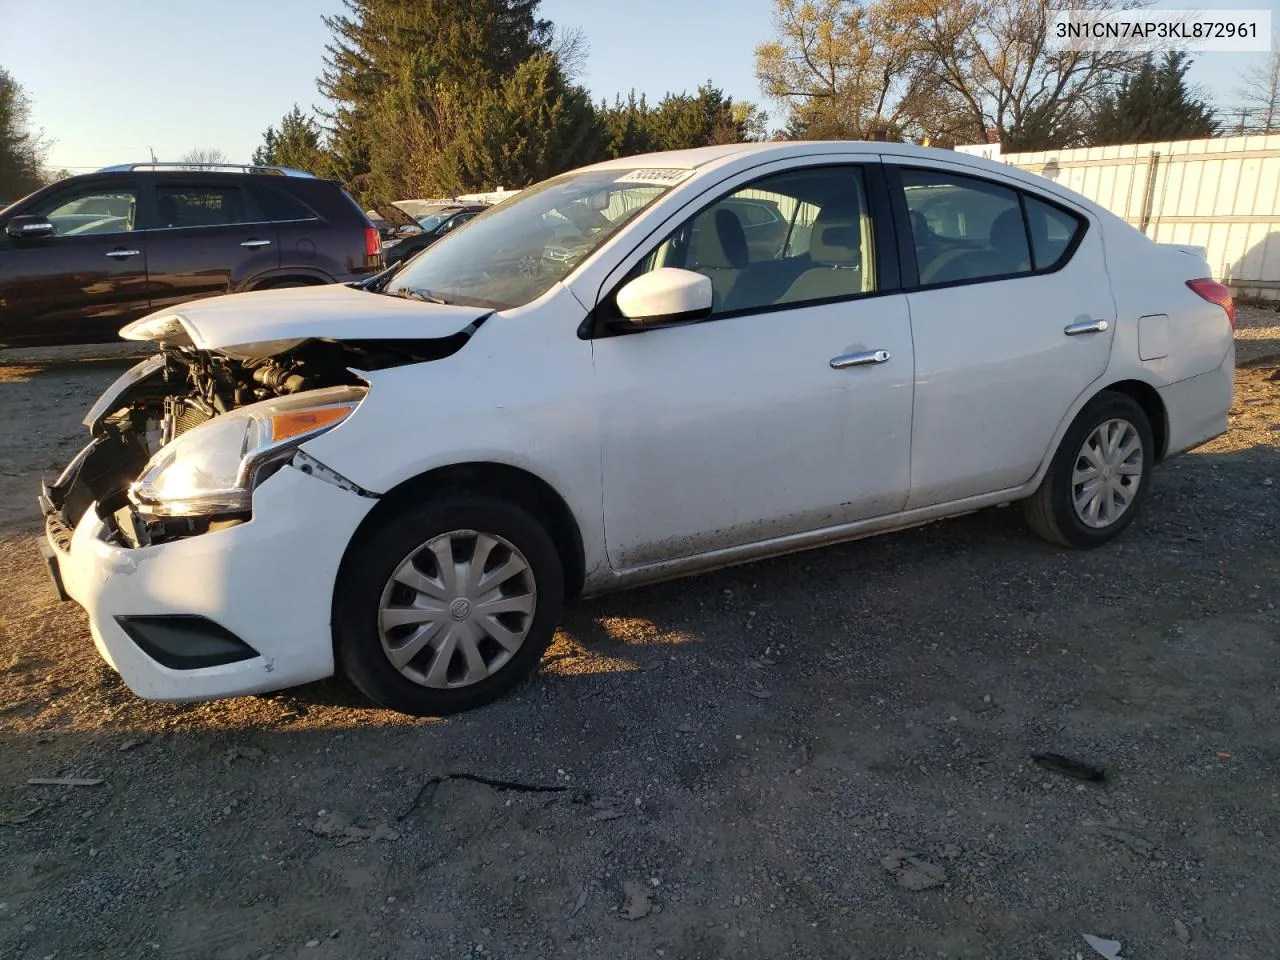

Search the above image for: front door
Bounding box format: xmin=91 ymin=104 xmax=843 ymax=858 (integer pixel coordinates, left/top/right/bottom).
xmin=139 ymin=179 xmax=278 ymax=311
xmin=591 ymin=163 xmax=915 ymax=570
xmin=892 ymin=162 xmax=1116 ymax=508
xmin=0 ymin=180 xmax=149 ymax=345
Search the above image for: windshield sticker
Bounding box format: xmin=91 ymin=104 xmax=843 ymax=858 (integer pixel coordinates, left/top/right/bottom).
xmin=613 ymin=168 xmax=694 ymax=186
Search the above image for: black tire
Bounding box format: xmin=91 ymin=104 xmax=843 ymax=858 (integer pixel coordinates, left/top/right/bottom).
xmin=268 ymin=280 xmax=313 ymax=289
xmin=334 ymin=494 xmax=565 ymax=716
xmin=1023 ymin=391 xmax=1155 ymax=548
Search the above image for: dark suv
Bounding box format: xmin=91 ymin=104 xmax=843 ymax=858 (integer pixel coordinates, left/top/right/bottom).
xmin=0 ymin=163 xmax=383 ymax=347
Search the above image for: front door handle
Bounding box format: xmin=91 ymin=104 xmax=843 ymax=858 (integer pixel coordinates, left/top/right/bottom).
xmin=830 ymin=349 xmax=891 ymax=369
xmin=104 ymin=249 xmax=140 ymax=259
xmin=240 ymin=239 xmax=272 ymax=249
xmin=1064 ymin=319 xmax=1109 ymax=336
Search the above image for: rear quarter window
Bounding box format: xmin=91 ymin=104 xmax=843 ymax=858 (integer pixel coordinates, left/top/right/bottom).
xmin=1024 ymin=195 xmax=1084 ymax=271
xmin=251 ymin=186 xmax=316 ymax=222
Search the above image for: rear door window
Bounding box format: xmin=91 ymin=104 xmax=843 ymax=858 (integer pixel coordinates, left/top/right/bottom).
xmin=901 ymin=170 xmax=1030 ymax=286
xmin=148 ymin=184 xmax=253 ymax=228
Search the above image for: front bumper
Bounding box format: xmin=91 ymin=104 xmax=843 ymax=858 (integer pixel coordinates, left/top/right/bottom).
xmin=44 ymin=463 xmax=376 ymax=702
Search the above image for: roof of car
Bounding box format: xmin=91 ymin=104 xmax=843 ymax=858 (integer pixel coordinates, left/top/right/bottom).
xmin=576 ymin=139 xmax=1106 ymax=220
xmin=581 ymin=140 xmax=965 ymax=173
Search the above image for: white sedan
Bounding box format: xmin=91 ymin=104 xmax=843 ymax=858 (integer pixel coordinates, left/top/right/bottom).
xmin=41 ymin=142 xmax=1235 ymax=715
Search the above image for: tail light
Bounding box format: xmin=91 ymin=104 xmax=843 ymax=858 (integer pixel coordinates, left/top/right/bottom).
xmin=1186 ymin=278 xmax=1235 ymax=329
xmin=364 ymin=226 xmax=382 ymax=259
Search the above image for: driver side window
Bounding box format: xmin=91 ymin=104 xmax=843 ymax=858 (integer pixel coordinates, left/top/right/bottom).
xmin=637 ymin=166 xmax=876 ymax=316
xmin=32 ymin=186 xmax=139 ymax=236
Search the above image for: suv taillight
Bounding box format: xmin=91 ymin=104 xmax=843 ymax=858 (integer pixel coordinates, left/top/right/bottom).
xmin=1186 ymin=278 xmax=1235 ymax=329
xmin=364 ymin=226 xmax=381 ymax=259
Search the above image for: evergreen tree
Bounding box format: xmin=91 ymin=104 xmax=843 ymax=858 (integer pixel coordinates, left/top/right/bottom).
xmin=251 ymin=105 xmax=328 ymax=174
xmin=0 ymin=67 xmax=46 ymax=200
xmin=432 ymin=54 xmax=604 ymax=192
xmin=649 ymin=84 xmax=744 ymax=150
xmin=317 ymin=0 xmax=552 ymax=197
xmin=599 ymin=92 xmax=660 ymax=159
xmin=1086 ymin=53 xmax=1217 ymax=147
xmin=596 ymin=84 xmax=762 ymax=158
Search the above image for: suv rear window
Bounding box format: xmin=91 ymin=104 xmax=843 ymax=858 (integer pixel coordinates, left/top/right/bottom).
xmin=251 ymin=185 xmax=316 ymax=222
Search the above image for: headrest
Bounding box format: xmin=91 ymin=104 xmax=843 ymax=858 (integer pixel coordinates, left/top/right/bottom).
xmin=990 ymin=208 xmax=1026 ymax=249
xmin=691 ymin=205 xmax=747 ymax=269
xmin=714 ymin=208 xmax=748 ymax=269
xmin=810 ymin=193 xmax=862 ymax=266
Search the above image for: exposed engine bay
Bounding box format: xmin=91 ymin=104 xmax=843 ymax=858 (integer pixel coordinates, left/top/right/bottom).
xmin=43 ymin=335 xmax=469 ymax=549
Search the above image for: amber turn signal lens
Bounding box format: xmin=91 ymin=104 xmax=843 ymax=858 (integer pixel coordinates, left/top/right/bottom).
xmin=269 ymin=405 xmax=353 ymax=442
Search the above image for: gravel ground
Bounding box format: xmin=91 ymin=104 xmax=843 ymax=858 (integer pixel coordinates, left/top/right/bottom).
xmin=1 ymin=311 xmax=1277 ymax=960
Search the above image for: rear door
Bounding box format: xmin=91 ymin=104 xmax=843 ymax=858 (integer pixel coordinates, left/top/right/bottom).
xmin=888 ymin=161 xmax=1115 ymax=507
xmin=139 ymin=178 xmax=278 ymax=310
xmin=262 ymin=181 xmax=370 ymax=281
xmin=0 ymin=179 xmax=149 ymax=345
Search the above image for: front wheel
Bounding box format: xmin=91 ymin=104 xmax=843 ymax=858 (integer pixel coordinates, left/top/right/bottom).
xmin=334 ymin=495 xmax=565 ymax=715
xmin=1023 ymin=392 xmax=1155 ymax=548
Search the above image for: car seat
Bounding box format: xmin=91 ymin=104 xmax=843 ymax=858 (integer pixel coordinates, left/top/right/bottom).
xmin=778 ymin=192 xmax=864 ymax=302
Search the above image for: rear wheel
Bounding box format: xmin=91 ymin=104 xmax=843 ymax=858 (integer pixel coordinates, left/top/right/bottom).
xmin=334 ymin=495 xmax=564 ymax=716
xmin=1023 ymin=391 xmax=1155 ymax=548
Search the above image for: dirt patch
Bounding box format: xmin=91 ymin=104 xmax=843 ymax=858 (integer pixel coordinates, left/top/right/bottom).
xmin=1234 ymin=302 xmax=1280 ymax=367
xmin=1 ymin=343 xmax=1278 ymax=959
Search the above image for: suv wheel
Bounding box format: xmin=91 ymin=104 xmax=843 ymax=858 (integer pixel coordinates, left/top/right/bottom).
xmin=1023 ymin=391 xmax=1155 ymax=548
xmin=334 ymin=495 xmax=564 ymax=715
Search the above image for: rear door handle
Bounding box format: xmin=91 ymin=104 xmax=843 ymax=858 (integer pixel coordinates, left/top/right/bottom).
xmin=240 ymin=239 xmax=272 ymax=248
xmin=104 ymin=249 xmax=140 ymax=259
xmin=830 ymin=349 xmax=891 ymax=369
xmin=1064 ymin=319 xmax=1109 ymax=336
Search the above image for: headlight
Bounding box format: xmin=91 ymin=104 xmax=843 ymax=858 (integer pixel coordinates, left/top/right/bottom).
xmin=130 ymin=386 xmax=365 ymax=516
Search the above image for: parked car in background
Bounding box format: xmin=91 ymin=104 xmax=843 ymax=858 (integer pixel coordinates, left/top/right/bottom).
xmin=43 ymin=141 xmax=1234 ymax=717
xmin=391 ymin=198 xmax=458 ymax=220
xmin=393 ymin=189 xmax=518 ymax=218
xmin=366 ymin=203 xmax=425 ymax=244
xmin=0 ymin=163 xmax=383 ymax=347
xmin=382 ymin=203 xmax=488 ymax=266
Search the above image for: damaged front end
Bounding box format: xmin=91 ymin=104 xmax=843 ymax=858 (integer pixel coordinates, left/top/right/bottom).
xmin=41 ymin=332 xmax=473 ymax=557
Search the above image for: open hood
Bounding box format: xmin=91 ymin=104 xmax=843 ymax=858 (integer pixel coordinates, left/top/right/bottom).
xmin=119 ymin=285 xmax=492 ymax=357
xmin=372 ymin=203 xmax=422 ymax=229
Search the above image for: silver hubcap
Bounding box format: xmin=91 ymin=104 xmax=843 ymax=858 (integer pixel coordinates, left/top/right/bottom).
xmin=378 ymin=530 xmax=536 ymax=688
xmin=1072 ymin=418 xmax=1143 ymax=528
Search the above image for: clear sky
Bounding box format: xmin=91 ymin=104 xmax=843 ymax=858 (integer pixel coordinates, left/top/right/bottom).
xmin=0 ymin=0 xmax=1271 ymax=172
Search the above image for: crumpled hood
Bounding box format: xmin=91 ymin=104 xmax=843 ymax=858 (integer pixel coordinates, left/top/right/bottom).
xmin=119 ymin=284 xmax=492 ymax=355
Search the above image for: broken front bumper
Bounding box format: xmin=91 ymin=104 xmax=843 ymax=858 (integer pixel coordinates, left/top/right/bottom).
xmin=41 ymin=462 xmax=376 ymax=702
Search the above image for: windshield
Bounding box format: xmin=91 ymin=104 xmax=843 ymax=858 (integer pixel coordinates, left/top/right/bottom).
xmin=386 ymin=169 xmax=683 ymax=309
xmin=416 ymin=211 xmax=456 ymax=230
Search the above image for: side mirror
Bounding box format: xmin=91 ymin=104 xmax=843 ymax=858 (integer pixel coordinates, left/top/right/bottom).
xmin=6 ymin=215 xmax=55 ymax=239
xmin=613 ymin=268 xmax=713 ymax=329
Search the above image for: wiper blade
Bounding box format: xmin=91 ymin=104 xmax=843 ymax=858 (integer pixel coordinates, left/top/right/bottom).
xmin=392 ymin=287 xmax=452 ymax=305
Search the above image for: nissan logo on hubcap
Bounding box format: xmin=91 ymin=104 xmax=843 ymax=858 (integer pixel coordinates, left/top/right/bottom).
xmin=450 ymin=598 xmax=472 ymax=621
